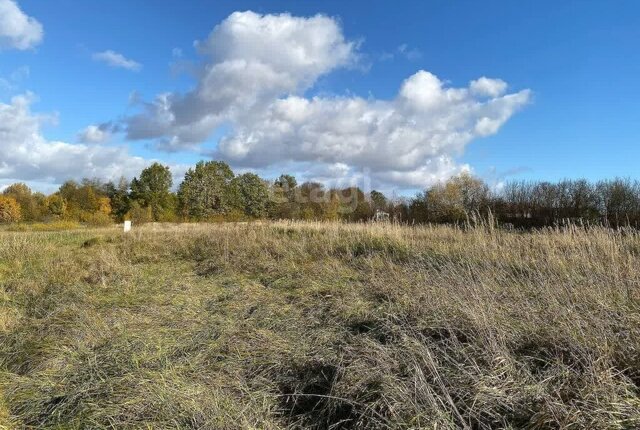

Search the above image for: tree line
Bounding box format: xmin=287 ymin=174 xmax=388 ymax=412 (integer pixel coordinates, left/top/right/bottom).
xmin=407 ymin=175 xmax=640 ymax=228
xmin=1 ymin=160 xmax=640 ymax=228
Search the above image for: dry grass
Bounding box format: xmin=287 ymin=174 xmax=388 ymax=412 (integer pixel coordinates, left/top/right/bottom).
xmin=2 ymin=221 xmax=83 ymax=232
xmin=1 ymin=221 xmax=640 ymax=429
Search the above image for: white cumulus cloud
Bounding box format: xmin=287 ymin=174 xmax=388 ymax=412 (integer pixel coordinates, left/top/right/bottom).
xmin=124 ymin=11 xmax=356 ymax=147
xmin=0 ymin=0 xmax=43 ymax=50
xmin=470 ymin=77 xmax=508 ymax=98
xmin=114 ymin=11 xmax=531 ymax=190
xmin=216 ymin=71 xmax=530 ymax=188
xmin=0 ymin=93 xmax=154 ymax=185
xmin=93 ymin=50 xmax=142 ymax=71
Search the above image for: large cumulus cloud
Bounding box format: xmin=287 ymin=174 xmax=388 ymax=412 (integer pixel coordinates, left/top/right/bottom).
xmin=124 ymin=11 xmax=356 ymax=149
xmin=218 ymin=72 xmax=530 ymax=183
xmin=121 ymin=11 xmax=530 ymax=189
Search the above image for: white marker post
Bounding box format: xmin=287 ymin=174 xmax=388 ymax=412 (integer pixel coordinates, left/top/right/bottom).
xmin=124 ymin=220 xmax=132 ymax=233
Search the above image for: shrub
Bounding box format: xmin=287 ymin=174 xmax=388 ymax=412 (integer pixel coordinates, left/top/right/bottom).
xmin=84 ymin=212 xmax=113 ymax=227
xmin=225 ymin=208 xmax=247 ymax=222
xmin=125 ymin=201 xmax=153 ymax=224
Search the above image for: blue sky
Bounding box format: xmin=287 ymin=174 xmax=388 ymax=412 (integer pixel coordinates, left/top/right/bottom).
xmin=1 ymin=0 xmax=639 ymax=193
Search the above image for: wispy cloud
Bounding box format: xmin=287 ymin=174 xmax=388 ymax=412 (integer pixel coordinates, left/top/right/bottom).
xmin=0 ymin=65 xmax=29 ymax=91
xmin=379 ymin=43 xmax=422 ymax=62
xmin=92 ymin=50 xmax=142 ymax=71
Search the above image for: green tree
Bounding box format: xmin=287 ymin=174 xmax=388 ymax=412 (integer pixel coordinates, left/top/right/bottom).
xmin=130 ymin=163 xmax=174 ymax=221
xmin=46 ymin=194 xmax=67 ymax=218
xmin=370 ymin=190 xmax=388 ymax=212
xmin=274 ymin=174 xmax=297 ymax=199
xmin=270 ymin=174 xmax=299 ymax=219
xmin=32 ymin=192 xmax=48 ymax=219
xmin=338 ymin=187 xmax=373 ymax=221
xmin=58 ymin=180 xmax=80 ymax=205
xmin=105 ymin=177 xmax=131 ymax=221
xmin=232 ymin=173 xmax=270 ymax=218
xmin=178 ymin=161 xmax=235 ymax=220
xmin=58 ymin=180 xmax=99 ymax=217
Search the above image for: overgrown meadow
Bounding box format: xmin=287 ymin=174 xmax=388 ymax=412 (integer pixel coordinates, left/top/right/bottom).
xmin=1 ymin=222 xmax=640 ymax=429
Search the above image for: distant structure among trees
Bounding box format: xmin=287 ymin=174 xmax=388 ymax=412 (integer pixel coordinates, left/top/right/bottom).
xmin=2 ymin=161 xmax=640 ymax=228
xmin=373 ymin=210 xmax=390 ymax=222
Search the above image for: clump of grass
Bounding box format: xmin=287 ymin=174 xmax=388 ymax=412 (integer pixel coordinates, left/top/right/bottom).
xmin=81 ymin=236 xmax=104 ymax=248
xmin=1 ymin=221 xmax=640 ymax=429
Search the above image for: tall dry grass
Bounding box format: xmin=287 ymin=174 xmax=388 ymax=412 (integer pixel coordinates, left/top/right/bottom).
xmin=1 ymin=221 xmax=639 ymax=429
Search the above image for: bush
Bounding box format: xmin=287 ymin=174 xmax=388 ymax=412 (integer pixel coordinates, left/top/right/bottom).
xmin=224 ymin=208 xmax=247 ymax=222
xmin=126 ymin=202 xmax=153 ymax=224
xmin=84 ymin=212 xmax=113 ymax=227
xmin=156 ymin=208 xmax=179 ymax=223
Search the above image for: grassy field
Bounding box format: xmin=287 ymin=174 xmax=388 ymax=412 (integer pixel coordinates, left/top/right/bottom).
xmin=1 ymin=222 xmax=640 ymax=429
